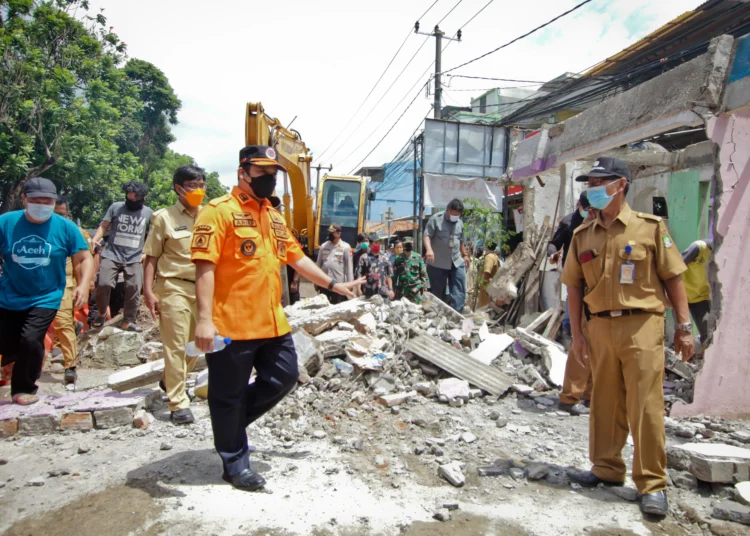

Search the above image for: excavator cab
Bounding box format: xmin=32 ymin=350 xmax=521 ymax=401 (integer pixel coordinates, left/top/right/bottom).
xmin=316 ymin=174 xmax=369 ymax=251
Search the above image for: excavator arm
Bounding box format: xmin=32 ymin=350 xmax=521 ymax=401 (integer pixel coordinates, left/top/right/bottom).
xmin=245 ymin=102 xmax=314 ymax=254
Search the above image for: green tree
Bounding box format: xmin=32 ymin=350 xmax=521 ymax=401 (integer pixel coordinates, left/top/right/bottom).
xmin=462 ymin=198 xmax=511 ymax=310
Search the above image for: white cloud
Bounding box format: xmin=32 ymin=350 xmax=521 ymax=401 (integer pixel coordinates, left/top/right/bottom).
xmin=87 ymin=0 xmax=700 ymax=186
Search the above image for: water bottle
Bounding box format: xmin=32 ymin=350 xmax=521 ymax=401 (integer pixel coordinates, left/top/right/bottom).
xmin=186 ymin=336 xmax=231 ymax=357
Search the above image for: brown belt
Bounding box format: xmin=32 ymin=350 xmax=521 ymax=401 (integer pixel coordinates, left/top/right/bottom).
xmin=591 ymin=308 xmax=647 ymax=318
xmin=171 ymin=277 xmax=195 ymax=284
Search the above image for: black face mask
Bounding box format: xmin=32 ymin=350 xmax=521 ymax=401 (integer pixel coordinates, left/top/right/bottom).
xmin=245 ymin=173 xmax=277 ymax=199
xmin=126 ymin=199 xmax=144 ymax=211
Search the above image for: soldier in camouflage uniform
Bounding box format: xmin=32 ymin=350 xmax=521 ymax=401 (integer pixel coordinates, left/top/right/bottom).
xmin=357 ymin=242 xmax=394 ymax=299
xmin=394 ymin=237 xmax=429 ymax=304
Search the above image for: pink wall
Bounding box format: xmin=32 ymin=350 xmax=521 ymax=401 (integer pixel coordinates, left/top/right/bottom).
xmin=673 ymin=109 xmax=750 ymax=419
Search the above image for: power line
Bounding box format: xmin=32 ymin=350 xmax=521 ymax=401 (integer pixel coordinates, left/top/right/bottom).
xmin=348 ymin=96 xmax=430 ymax=174
xmin=457 ymin=0 xmax=494 ymax=29
xmin=447 ymin=74 xmax=546 ymax=83
xmin=440 ymin=0 xmax=595 ymax=76
xmin=437 ymin=0 xmax=464 ymax=26
xmin=316 ymin=0 xmax=441 ymax=161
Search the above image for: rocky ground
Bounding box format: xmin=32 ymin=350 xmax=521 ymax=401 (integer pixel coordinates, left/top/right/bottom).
xmin=1 ymin=289 xmax=749 ymax=536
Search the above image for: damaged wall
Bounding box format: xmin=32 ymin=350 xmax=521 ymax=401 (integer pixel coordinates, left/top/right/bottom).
xmin=673 ymin=108 xmax=750 ymax=419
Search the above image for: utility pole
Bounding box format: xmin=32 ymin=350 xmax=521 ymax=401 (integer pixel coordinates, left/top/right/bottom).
xmin=415 ymin=23 xmax=461 ymax=119
xmin=312 ymin=163 xmax=333 ymax=196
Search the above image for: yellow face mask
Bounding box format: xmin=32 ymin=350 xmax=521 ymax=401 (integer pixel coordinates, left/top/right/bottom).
xmin=183 ymin=187 xmax=205 ymax=207
xmin=395 ymin=246 xmax=404 ymax=255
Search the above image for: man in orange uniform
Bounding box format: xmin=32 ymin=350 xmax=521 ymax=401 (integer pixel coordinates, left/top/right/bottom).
xmin=192 ymin=146 xmax=362 ymax=492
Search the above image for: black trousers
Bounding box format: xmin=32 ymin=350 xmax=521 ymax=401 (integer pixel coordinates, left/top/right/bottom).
xmin=320 ymin=288 xmax=346 ymax=305
xmin=689 ymin=300 xmax=711 ymax=344
xmin=0 ymin=307 xmax=58 ymax=395
xmin=206 ymin=333 xmax=299 ymax=476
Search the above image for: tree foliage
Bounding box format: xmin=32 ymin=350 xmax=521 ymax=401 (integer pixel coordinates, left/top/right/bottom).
xmin=0 ymin=0 xmax=227 ymax=224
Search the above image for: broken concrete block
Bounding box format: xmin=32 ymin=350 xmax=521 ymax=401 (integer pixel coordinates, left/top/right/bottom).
xmin=60 ymin=413 xmax=94 ymax=432
xmin=669 ymin=469 xmax=699 ymax=491
xmin=439 ymin=462 xmax=466 ymax=487
xmin=194 ymin=369 xmax=209 ymax=399
xmin=137 ymin=341 xmax=164 ymax=362
xmin=477 ymin=465 xmax=507 ymax=477
xmin=287 ymin=297 xmax=372 ymax=332
xmin=0 ymin=418 xmax=18 ymax=438
xmin=312 ymin=329 xmax=350 ymax=359
xmin=132 ymin=409 xmax=153 ymax=430
xmin=292 ymin=329 xmax=323 ymax=374
xmin=675 ymin=443 xmax=750 ymax=484
xmin=107 ymin=358 xmax=167 ymax=392
xmin=460 ymin=432 xmax=477 ymax=444
xmin=665 ymin=348 xmax=695 ymax=380
xmin=419 ymin=363 xmax=440 ymax=376
xmin=515 ymin=327 xmax=568 ymax=387
xmin=509 ymin=467 xmax=525 ymax=480
xmin=93 ymin=407 xmax=133 ymax=429
xmin=433 ymin=509 xmax=452 ymax=522
xmin=469 ymin=333 xmax=514 ymax=365
xmin=516 ymin=365 xmax=550 ymax=392
xmin=736 ymin=482 xmax=750 ymax=506
xmin=731 ymin=431 xmax=750 ymax=444
xmin=18 ymin=414 xmax=61 ymax=435
xmin=712 ymin=501 xmax=750 ymax=526
xmin=525 ymin=463 xmax=550 ymax=481
xmin=376 ymin=391 xmax=416 ymax=407
xmin=611 ymin=487 xmax=639 ymax=502
xmin=667 ymin=445 xmax=693 ymax=471
xmin=691 ymin=458 xmax=737 ymax=484
xmin=413 ymin=382 xmax=434 ymax=396
xmin=355 ymin=312 xmax=377 ymax=334
xmin=436 ymin=378 xmax=470 ymax=401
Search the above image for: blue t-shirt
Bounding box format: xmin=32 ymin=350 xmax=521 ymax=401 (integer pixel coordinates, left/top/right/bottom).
xmin=0 ymin=211 xmax=89 ymax=310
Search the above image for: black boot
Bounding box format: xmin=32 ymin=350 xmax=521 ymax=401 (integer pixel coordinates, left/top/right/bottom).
xmin=171 ymin=408 xmax=194 ymax=425
xmin=640 ymin=490 xmax=668 ymax=516
xmin=558 ymin=402 xmax=590 ymax=416
xmin=567 ymin=469 xmax=624 ymax=487
xmin=222 ymin=468 xmax=266 ymax=492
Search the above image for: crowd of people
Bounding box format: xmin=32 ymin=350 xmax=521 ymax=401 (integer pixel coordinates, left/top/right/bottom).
xmin=0 ymin=151 xmax=710 ymax=513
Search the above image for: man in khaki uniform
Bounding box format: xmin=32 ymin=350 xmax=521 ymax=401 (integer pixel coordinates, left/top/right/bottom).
xmin=52 ymin=197 xmax=94 ymax=386
xmin=562 ymin=157 xmax=694 ymax=517
xmin=143 ymin=165 xmax=207 ymax=424
xmin=477 ymin=242 xmax=500 ymax=308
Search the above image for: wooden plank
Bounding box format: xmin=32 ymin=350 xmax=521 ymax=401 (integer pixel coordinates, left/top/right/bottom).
xmin=542 ymin=309 xmax=562 ymax=339
xmin=525 ymin=309 xmax=554 ymax=332
xmin=546 ymin=312 xmax=564 ymax=341
xmin=406 ymin=335 xmax=513 ymax=396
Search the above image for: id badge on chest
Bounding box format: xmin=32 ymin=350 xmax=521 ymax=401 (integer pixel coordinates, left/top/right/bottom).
xmin=449 ymin=237 xmax=455 ymax=248
xmin=620 ymin=262 xmax=635 ymax=285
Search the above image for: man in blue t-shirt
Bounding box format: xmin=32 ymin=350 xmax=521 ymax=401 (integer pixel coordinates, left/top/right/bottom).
xmin=0 ymin=178 xmax=94 ymax=405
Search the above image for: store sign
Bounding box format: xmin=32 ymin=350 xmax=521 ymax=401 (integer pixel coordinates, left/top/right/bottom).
xmin=423 ymin=173 xmax=504 ymax=210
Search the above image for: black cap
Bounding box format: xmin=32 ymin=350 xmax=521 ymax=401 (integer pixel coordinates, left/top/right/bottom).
xmin=578 ymin=191 xmax=590 ymax=209
xmin=575 ymin=156 xmax=631 ymax=182
xmin=327 ymin=223 xmax=342 ymax=233
xmin=239 ymin=145 xmax=287 ymax=172
xmin=23 ymin=177 xmax=57 ymax=199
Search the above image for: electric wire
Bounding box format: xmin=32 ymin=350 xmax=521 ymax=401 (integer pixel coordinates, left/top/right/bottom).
xmin=439 ymin=0 xmax=595 ymax=76
xmin=437 ymin=0 xmax=464 ymax=26
xmin=447 ymin=74 xmax=546 ymax=83
xmin=315 ymin=0 xmax=441 ymax=161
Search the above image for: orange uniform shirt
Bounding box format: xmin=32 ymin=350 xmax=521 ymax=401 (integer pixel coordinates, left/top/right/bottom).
xmin=190 ymin=187 xmax=305 ymax=341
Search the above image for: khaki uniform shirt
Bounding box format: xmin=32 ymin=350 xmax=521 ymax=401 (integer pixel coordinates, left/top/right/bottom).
xmin=65 ymin=228 xmax=95 ymax=289
xmin=562 ymin=203 xmax=686 ymax=314
xmin=143 ymin=201 xmax=201 ymax=282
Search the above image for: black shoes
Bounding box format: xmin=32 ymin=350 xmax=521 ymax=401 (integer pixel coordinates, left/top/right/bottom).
xmin=222 ymin=468 xmax=266 ymax=492
xmin=641 ymin=490 xmax=668 ymax=516
xmin=64 ymin=367 xmax=77 ymax=385
xmin=171 ymin=408 xmax=194 ymax=424
xmin=559 ymin=402 xmax=590 ymax=416
xmin=567 ymin=469 xmax=624 ymax=487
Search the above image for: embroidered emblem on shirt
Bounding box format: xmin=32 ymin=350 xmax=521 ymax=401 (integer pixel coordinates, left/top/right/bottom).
xmin=240 ymin=239 xmax=256 ymax=256
xmin=174 ymin=226 xmax=188 ymax=231
xmin=194 ymin=224 xmax=213 ymax=233
xmin=271 ymin=222 xmax=289 ymax=239
xmin=277 ymin=241 xmax=287 ymax=260
xmin=239 ymin=192 xmax=249 ymax=203
xmin=233 ymin=213 xmax=257 ymax=228
xmin=192 ymin=233 xmax=210 ymax=250
xmin=662 ymin=235 xmax=673 ymax=248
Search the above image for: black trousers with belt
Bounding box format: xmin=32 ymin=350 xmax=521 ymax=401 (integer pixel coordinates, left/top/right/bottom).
xmin=206 ymin=333 xmax=299 ymax=476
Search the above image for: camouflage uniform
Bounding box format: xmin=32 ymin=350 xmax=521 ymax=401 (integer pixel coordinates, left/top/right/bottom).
xmin=357 ymin=252 xmax=394 ymax=298
xmin=394 ymin=251 xmax=429 ymax=304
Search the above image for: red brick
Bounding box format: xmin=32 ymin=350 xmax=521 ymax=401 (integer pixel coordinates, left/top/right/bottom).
xmin=60 ymin=412 xmax=94 ymax=432
xmin=0 ymin=418 xmax=18 ymax=438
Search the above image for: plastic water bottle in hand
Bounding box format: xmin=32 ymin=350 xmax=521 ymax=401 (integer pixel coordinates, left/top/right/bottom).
xmin=186 ymin=336 xmax=232 ymax=357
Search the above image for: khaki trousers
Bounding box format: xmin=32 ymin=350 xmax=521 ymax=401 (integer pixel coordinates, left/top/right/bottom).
xmin=560 ymin=313 xmax=592 ymax=405
xmin=53 ymin=287 xmax=77 ymax=369
xmin=155 ymin=278 xmax=199 ymax=411
xmin=588 ymin=313 xmax=667 ymax=494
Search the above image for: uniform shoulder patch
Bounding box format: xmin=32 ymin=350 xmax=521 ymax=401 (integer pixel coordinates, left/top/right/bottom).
xmin=208 ymin=194 xmax=232 ymax=207
xmin=636 ymin=212 xmax=662 ymax=223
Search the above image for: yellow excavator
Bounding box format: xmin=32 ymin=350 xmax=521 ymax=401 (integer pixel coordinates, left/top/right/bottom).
xmin=245 ymin=102 xmax=371 ymax=255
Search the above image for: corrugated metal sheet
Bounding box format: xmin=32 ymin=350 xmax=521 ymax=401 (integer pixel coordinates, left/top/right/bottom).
xmin=406 ymin=335 xmax=513 ymax=396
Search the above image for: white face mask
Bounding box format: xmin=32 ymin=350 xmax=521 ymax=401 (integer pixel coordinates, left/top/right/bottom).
xmin=27 ymin=203 xmax=54 ymax=222
xmin=448 ymin=214 xmax=460 ymax=223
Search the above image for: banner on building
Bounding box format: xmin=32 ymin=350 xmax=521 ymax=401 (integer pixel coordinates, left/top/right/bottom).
xmin=423 ymin=173 xmax=504 ymax=210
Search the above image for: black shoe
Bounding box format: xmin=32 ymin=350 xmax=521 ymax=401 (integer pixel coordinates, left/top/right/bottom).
xmin=640 ymin=490 xmax=668 ymax=516
xmin=222 ymin=468 xmax=266 ymax=491
xmin=567 ymin=469 xmax=624 ymax=487
xmin=171 ymin=408 xmax=194 ymax=425
xmin=583 ymin=399 xmax=591 ymax=408
xmin=559 ymin=402 xmax=590 ymax=416
xmin=64 ymin=367 xmax=77 ymax=385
